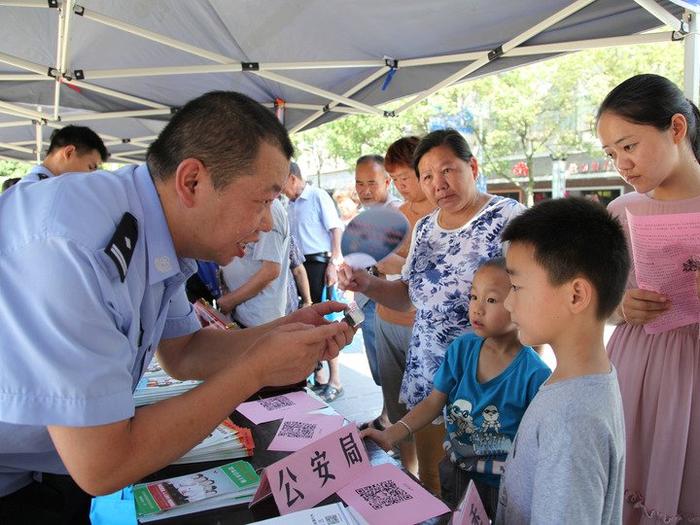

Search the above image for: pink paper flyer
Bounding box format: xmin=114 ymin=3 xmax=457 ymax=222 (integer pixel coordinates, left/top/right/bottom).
xmin=337 ymin=463 xmax=450 ymax=524
xmin=235 ymin=391 xmax=326 ymax=424
xmin=268 ymin=413 xmax=345 ymax=452
xmin=251 ymin=424 xmax=371 ymax=515
xmin=626 ymin=210 xmax=700 ymax=334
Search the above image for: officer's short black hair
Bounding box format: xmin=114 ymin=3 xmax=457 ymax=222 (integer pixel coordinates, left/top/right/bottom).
xmin=46 ymin=125 xmax=109 ymax=161
xmin=147 ymin=91 xmax=294 ymax=190
xmin=502 ymin=198 xmax=630 ymax=320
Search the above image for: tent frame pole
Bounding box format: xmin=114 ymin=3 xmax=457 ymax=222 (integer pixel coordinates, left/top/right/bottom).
xmin=66 ymin=79 xmax=168 ymax=109
xmin=252 ymin=70 xmax=383 ymax=116
xmin=34 ymin=117 xmax=42 ymax=163
xmin=290 ymin=67 xmax=390 ymax=133
xmin=76 ymin=31 xmax=673 ymax=83
xmin=633 ymin=0 xmax=686 ymax=32
xmin=52 ymin=1 xmax=68 ymax=120
xmin=0 ymin=73 xmax=49 ymax=81
xmin=103 ymin=135 xmax=158 ymax=147
xmin=0 ymin=141 xmax=33 ymax=154
xmin=79 ymin=6 xmax=234 ymax=64
xmin=684 ymin=10 xmax=699 ymax=104
xmin=0 ymin=120 xmax=34 ymax=129
xmin=0 ymin=100 xmax=47 ymax=120
xmin=109 ymin=154 xmax=141 ymax=163
xmin=58 ymin=108 xmax=172 ymax=122
xmin=0 ymin=50 xmax=48 ymax=75
xmin=395 ymin=0 xmax=596 ymax=114
xmin=0 ymin=1 xmax=51 ymax=7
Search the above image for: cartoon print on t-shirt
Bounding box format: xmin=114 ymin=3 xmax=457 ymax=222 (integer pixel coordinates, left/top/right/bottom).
xmin=446 ymin=398 xmax=477 ymax=436
xmin=445 ymin=398 xmax=512 ymax=467
xmin=481 ymin=405 xmax=501 ymax=432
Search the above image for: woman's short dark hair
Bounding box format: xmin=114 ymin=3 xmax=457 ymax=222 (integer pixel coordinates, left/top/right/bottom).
xmin=385 ymin=136 xmax=420 ymax=172
xmin=597 ymin=73 xmax=700 ymax=163
xmin=412 ymin=129 xmax=473 ymax=178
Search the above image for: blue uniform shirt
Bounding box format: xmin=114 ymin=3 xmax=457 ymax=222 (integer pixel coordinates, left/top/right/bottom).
xmin=18 ymin=164 xmax=56 ymax=184
xmin=0 ymin=163 xmax=201 ymax=496
xmin=433 ymin=333 xmax=551 ymax=487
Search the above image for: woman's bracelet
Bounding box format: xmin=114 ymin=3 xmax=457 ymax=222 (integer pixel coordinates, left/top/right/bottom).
xmin=397 ymin=419 xmax=413 ymax=441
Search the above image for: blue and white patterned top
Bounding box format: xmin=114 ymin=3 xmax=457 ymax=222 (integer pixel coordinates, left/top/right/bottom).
xmin=399 ymin=195 xmax=525 ymax=409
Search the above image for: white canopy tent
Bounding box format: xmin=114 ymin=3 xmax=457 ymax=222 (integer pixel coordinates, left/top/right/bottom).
xmin=0 ymin=0 xmax=697 ymax=164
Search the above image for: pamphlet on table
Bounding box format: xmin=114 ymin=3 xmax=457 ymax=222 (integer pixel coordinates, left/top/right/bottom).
xmin=133 ymin=358 xmax=200 ymax=407
xmin=134 ymin=460 xmax=259 ymax=522
xmin=172 ymin=418 xmax=254 ymax=464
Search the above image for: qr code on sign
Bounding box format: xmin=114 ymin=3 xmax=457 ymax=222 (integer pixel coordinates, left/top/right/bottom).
xmin=355 ymin=480 xmax=413 ymax=510
xmin=278 ymin=421 xmax=317 ymax=439
xmin=259 ymin=395 xmax=294 ymax=411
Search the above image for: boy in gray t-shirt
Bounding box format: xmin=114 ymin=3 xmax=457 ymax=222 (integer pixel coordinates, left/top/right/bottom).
xmin=495 ymin=198 xmax=629 ymax=525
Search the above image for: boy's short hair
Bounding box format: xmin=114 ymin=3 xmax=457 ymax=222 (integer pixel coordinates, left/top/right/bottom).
xmin=47 ymin=125 xmax=109 ymax=161
xmin=478 ymin=256 xmax=506 ymax=271
xmin=502 ymin=198 xmax=630 ymax=319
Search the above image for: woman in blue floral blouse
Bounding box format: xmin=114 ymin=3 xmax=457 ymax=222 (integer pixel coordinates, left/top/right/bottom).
xmin=340 ymin=129 xmax=524 ymax=494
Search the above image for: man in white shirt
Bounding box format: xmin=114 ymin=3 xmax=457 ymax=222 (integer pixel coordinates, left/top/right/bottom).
xmin=284 ymin=163 xmax=345 ymax=402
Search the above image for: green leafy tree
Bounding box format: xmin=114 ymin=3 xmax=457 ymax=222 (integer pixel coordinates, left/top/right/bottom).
xmin=427 ymin=42 xmax=684 ymax=204
xmin=0 ymin=159 xmax=30 ymax=191
xmin=292 ymin=41 xmax=684 ymax=200
xmin=294 ymin=100 xmax=433 ymax=170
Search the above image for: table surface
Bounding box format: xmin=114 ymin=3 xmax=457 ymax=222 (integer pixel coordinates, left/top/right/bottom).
xmin=139 ymin=389 xmax=451 ymax=524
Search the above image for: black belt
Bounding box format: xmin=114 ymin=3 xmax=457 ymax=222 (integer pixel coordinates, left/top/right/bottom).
xmin=304 ymin=252 xmax=330 ymax=264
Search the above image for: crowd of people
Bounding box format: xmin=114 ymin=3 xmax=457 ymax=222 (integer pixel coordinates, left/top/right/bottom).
xmin=0 ymin=73 xmax=698 ymax=525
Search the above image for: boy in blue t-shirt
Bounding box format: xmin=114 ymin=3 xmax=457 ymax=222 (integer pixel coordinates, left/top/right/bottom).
xmin=362 ymin=257 xmax=550 ymax=518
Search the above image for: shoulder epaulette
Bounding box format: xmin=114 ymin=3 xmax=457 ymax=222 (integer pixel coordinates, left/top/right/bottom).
xmin=105 ymin=212 xmax=138 ymax=282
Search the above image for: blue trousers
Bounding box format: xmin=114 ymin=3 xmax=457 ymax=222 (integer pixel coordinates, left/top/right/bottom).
xmin=361 ymin=299 xmax=379 ymax=385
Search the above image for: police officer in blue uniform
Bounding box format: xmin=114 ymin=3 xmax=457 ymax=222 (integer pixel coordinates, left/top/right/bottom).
xmin=20 ymin=124 xmax=108 ymax=184
xmin=0 ymin=91 xmax=354 ymax=524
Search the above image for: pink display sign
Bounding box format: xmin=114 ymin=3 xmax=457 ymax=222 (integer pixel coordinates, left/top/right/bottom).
xmin=627 ymin=210 xmax=700 ymax=334
xmin=337 ymin=463 xmax=450 ymax=524
xmin=450 ymin=480 xmax=489 ymax=525
xmin=268 ymin=413 xmax=345 ymax=452
xmin=235 ymin=391 xmax=326 ymax=424
xmin=250 ymin=424 xmax=371 ymax=515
